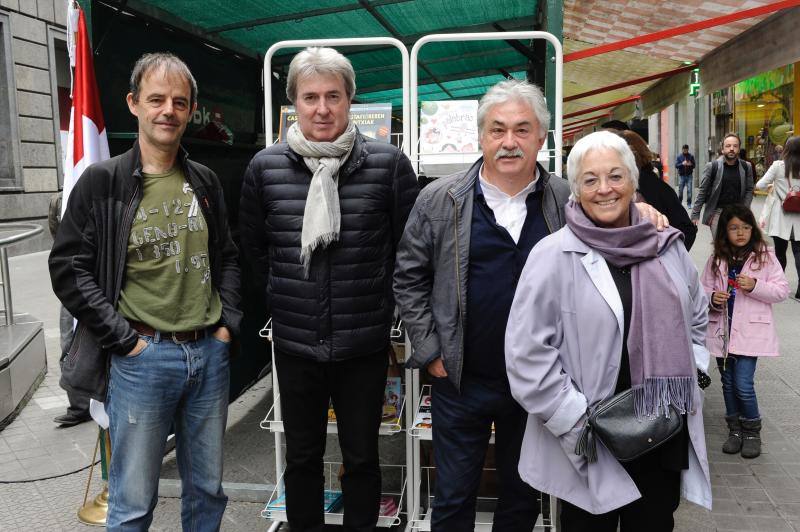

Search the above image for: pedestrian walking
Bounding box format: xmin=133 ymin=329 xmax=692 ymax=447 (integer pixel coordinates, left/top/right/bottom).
xmin=700 ymin=204 xmax=789 ymax=459
xmin=691 ymin=133 xmax=754 ymax=235
xmin=675 ymin=144 xmax=695 ymax=208
xmin=755 ymin=135 xmax=800 ymax=298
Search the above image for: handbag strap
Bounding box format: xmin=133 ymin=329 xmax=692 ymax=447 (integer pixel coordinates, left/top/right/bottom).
xmin=575 ymin=416 xmax=598 ymax=463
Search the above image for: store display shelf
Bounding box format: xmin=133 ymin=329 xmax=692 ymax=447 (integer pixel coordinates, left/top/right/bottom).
xmin=408 ymin=384 xmax=494 ymax=443
xmin=409 ymin=508 xmax=495 ymax=531
xmin=261 ymin=462 xmax=406 ymax=528
xmin=410 ymin=508 xmax=547 ymax=531
xmin=259 ymin=388 xmax=406 ymax=436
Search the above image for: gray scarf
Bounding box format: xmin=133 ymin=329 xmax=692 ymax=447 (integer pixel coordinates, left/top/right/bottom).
xmin=287 ymin=121 xmax=357 ymax=277
xmin=565 ymin=199 xmax=695 ymax=418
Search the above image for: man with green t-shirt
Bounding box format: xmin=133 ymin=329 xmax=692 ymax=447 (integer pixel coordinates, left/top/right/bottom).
xmin=49 ymin=53 xmax=241 ymax=532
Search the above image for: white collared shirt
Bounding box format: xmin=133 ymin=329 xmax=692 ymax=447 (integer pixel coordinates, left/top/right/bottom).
xmin=478 ymin=165 xmax=539 ymax=243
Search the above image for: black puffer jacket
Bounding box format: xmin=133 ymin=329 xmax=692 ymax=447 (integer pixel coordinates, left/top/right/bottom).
xmin=49 ymin=141 xmax=242 ymax=400
xmin=239 ymin=134 xmax=418 ymax=361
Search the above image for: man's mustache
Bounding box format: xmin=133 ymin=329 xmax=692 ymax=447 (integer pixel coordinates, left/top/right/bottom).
xmin=495 ymin=148 xmax=524 ymax=160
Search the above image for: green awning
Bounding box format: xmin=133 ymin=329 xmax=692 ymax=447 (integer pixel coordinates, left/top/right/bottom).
xmin=121 ymin=0 xmax=544 ymax=107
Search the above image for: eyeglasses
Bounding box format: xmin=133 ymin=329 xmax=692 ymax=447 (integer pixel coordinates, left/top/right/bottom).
xmin=580 ymin=173 xmax=628 ymax=192
xmin=727 ymin=224 xmax=753 ymax=233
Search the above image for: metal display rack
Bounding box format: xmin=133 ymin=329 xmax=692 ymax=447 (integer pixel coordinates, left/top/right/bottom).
xmin=259 ymin=31 xmax=563 ymax=531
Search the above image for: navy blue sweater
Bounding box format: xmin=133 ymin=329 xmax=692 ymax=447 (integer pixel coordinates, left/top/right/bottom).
xmin=463 ymin=177 xmax=550 ymax=387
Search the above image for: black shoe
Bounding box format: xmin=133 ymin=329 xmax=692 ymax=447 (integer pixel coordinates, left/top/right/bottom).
xmin=53 ymin=412 xmax=92 ymax=427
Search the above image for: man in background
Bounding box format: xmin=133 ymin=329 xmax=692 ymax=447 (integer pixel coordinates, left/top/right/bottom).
xmin=675 ymin=144 xmax=695 ymax=208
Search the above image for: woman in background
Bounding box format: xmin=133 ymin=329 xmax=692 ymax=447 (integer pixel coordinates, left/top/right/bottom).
xmin=755 ymin=135 xmax=800 ymax=298
xmin=618 ymin=130 xmax=696 ymax=250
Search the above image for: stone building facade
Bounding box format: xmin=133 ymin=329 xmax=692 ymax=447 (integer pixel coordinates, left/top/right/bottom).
xmin=1 ymin=0 xmax=69 ymax=256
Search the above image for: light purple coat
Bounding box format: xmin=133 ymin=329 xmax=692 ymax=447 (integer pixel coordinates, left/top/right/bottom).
xmin=505 ymin=226 xmax=713 ymax=514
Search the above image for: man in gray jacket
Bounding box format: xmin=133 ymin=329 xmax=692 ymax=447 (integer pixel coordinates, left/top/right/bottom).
xmin=395 ymin=79 xmax=668 ymax=531
xmin=691 ymin=133 xmax=754 ymax=234
xmin=394 ymin=80 xmax=564 ymax=530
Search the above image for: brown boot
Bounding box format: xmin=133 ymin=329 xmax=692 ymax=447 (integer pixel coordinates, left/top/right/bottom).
xmin=722 ymin=415 xmax=742 ymax=454
xmin=741 ymin=418 xmax=762 ymax=459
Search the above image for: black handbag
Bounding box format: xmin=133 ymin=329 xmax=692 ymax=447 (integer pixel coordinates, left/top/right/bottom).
xmin=575 ymin=389 xmax=684 ymax=463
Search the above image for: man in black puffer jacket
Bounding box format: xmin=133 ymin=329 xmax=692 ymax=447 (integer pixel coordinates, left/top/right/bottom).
xmin=239 ymin=47 xmax=418 ymax=531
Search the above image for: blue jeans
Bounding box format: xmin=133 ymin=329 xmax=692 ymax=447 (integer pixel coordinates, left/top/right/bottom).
xmin=716 ymin=355 xmax=760 ymax=420
xmin=431 ymin=376 xmax=540 ymax=531
xmin=678 ymin=174 xmax=693 ymax=206
xmin=107 ymin=332 xmax=230 ymax=531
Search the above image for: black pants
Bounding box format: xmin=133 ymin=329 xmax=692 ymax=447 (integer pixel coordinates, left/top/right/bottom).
xmin=773 ymin=236 xmax=800 ymax=287
xmin=275 ymin=350 xmax=388 ymax=532
xmin=431 ymin=375 xmax=541 ymax=532
xmin=559 ymin=456 xmax=681 ymax=532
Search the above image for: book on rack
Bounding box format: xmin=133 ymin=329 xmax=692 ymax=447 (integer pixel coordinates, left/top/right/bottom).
xmin=328 ymin=377 xmax=403 ymax=425
xmin=265 ymin=490 xmax=343 ymax=514
xmin=379 ymin=495 xmax=398 ymax=517
xmin=413 ymin=394 xmax=432 ymax=429
xmin=382 ymin=376 xmax=402 ymax=423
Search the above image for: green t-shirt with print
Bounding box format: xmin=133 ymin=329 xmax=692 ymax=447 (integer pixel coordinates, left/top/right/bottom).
xmin=117 ymin=167 xmax=222 ymax=332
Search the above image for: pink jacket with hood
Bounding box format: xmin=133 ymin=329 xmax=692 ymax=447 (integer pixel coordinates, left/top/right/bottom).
xmin=700 ymin=248 xmax=788 ymax=357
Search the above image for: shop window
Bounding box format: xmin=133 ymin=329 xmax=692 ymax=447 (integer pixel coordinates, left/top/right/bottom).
xmin=0 ymin=13 xmax=22 ymax=189
xmin=734 ymin=65 xmax=795 ymax=178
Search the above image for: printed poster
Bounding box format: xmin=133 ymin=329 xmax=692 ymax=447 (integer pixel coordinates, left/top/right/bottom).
xmin=279 ymin=103 xmax=392 ymax=143
xmin=419 ymin=100 xmax=479 ymax=155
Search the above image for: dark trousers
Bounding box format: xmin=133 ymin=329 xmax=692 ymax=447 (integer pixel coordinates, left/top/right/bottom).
xmin=431 ymin=375 xmax=541 ymax=532
xmin=59 ymin=306 xmax=89 ymax=416
xmin=773 ymin=236 xmax=800 ymax=289
xmin=559 ymin=456 xmax=681 ymax=532
xmin=275 ymin=350 xmax=388 ymax=532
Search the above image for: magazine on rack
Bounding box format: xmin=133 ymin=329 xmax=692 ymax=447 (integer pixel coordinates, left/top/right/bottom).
xmin=382 ymin=376 xmax=402 ymax=424
xmin=328 ymin=377 xmax=403 ymax=424
xmin=266 ymin=490 xmax=343 ymax=514
xmin=413 ymin=394 xmax=432 ymax=429
xmin=411 ymin=395 xmax=494 ymax=433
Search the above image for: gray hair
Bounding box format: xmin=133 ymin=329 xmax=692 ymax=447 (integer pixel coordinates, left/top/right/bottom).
xmin=566 ymin=131 xmax=639 ymax=198
xmin=477 ymin=79 xmax=550 ymax=138
xmin=130 ymin=52 xmax=198 ymax=108
xmin=286 ymin=47 xmax=356 ymax=103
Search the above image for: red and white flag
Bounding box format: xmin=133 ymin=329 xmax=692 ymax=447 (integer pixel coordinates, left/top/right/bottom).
xmin=61 ymin=2 xmax=109 ymax=216
xmin=64 ymin=3 xmax=111 ymax=429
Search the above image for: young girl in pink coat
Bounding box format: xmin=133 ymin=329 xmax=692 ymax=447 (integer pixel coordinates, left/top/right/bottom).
xmin=701 ymin=204 xmax=789 ymax=459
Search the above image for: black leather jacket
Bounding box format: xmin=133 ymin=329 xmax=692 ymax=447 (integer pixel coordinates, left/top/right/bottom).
xmin=49 ymin=141 xmax=242 ymax=401
xmin=239 ymin=134 xmax=418 ymax=362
